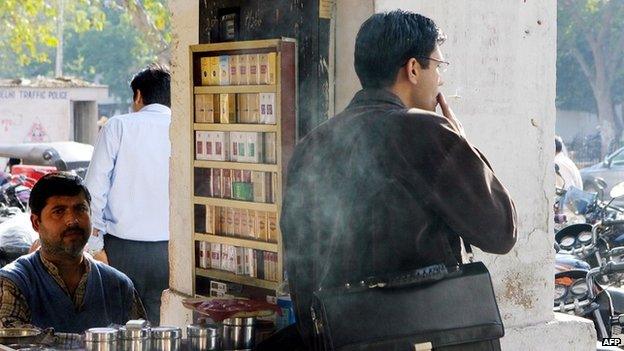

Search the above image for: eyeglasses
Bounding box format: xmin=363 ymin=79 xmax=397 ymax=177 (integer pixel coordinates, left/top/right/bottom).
xmin=404 ymin=56 xmax=450 ymax=73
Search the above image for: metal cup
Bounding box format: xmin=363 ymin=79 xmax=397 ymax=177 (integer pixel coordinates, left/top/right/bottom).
xmin=187 ymin=324 xmax=220 ymax=351
xmin=221 ymin=317 xmax=255 ymax=350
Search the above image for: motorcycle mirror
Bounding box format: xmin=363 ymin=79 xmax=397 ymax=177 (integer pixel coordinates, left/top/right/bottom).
xmin=553 ymin=242 xmax=561 ymax=253
xmin=610 ymin=182 xmax=624 ymax=199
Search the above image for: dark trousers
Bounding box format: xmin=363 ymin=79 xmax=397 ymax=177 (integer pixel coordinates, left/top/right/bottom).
xmin=104 ymin=234 xmax=169 ymax=325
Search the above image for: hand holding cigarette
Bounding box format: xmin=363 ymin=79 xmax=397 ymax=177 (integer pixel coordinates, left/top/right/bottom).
xmin=437 ymin=92 xmax=465 ymax=138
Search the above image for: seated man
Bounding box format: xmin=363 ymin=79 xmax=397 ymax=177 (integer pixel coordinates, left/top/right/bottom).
xmin=0 ymin=173 xmax=146 ymax=332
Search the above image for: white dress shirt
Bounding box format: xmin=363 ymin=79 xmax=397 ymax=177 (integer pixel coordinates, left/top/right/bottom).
xmin=85 ymin=104 xmax=171 ymax=241
xmin=555 ymin=152 xmax=583 ymax=190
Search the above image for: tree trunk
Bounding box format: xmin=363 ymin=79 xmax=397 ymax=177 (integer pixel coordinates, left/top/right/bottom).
xmin=595 ymin=90 xmax=616 ymax=156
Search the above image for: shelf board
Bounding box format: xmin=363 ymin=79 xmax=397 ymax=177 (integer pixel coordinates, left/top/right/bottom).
xmin=193 ymin=123 xmax=278 ymax=132
xmin=190 ymin=39 xmax=286 ymax=52
xmin=194 ymin=85 xmax=276 ymax=94
xmin=194 ymin=160 xmax=278 ymax=172
xmin=195 ymin=268 xmax=279 ymax=290
xmin=194 ymin=233 xmax=279 ymax=252
xmin=194 ymin=196 xmax=277 ymax=212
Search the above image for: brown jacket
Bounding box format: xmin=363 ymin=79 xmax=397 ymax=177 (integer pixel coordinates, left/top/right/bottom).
xmin=280 ymin=88 xmax=517 ymax=347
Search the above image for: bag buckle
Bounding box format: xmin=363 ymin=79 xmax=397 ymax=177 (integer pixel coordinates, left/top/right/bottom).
xmin=413 ymin=341 xmax=433 ymax=351
xmin=364 ymin=277 xmax=386 ymax=289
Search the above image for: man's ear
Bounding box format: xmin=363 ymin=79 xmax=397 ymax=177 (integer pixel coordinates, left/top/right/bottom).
xmin=30 ymin=214 xmax=40 ymax=232
xmin=134 ymin=89 xmax=143 ymax=105
xmin=405 ymin=58 xmax=420 ymax=85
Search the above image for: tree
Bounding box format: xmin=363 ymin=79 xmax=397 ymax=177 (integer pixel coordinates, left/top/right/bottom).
xmin=558 ymin=0 xmax=624 ymax=156
xmin=0 ymin=0 xmax=170 ymax=102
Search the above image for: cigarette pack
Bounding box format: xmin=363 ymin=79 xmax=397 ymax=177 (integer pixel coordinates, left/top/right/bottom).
xmin=199 ymin=241 xmax=210 ymax=268
xmin=267 ymin=212 xmax=278 ymax=243
xmin=219 ymin=94 xmax=236 ymax=124
xmin=232 ymin=182 xmax=253 ymax=201
xmin=233 ymin=208 xmax=241 ymax=236
xmin=229 ymin=132 xmax=239 ymax=162
xmin=193 ymin=168 xmax=211 ymax=197
xmin=257 ymin=212 xmax=268 ymax=241
xmin=218 ymin=208 xmax=226 ymax=235
xmin=271 ymin=171 xmax=277 ymax=203
xmin=220 ymin=245 xmax=229 ymax=271
xmin=257 ymin=251 xmax=265 ymax=280
xmin=211 ymin=243 xmax=221 ymax=270
xmin=259 ymin=53 xmax=277 ymax=85
xmin=251 ymin=171 xmax=268 ymax=203
xmin=200 ymin=57 xmax=211 ymax=86
xmin=195 ymin=131 xmax=207 ymax=160
xmin=240 ymin=209 xmax=249 ymax=237
xmin=238 ymin=54 xmax=249 ymax=85
xmin=209 ymin=132 xmax=229 ymax=161
xmin=246 ymin=132 xmax=264 ymax=164
xmin=263 ymin=133 xmax=277 ymax=164
xmin=222 ymin=169 xmax=232 ymax=199
xmin=259 ymin=93 xmax=276 ymax=124
xmin=248 ymin=93 xmax=260 ymax=123
xmin=228 ymin=55 xmax=238 ymax=85
xmin=218 ymin=56 xmax=230 ymax=86
xmin=204 ymin=132 xmax=214 ymax=160
xmin=235 ymin=132 xmax=247 ymax=162
xmin=209 ymin=56 xmax=220 ymax=85
xmin=205 ymin=205 xmax=215 ymax=234
xmin=248 ymin=54 xmax=259 ymax=85
xmin=211 ymin=168 xmax=222 ymax=198
xmin=242 ymin=170 xmax=252 ymax=183
xmin=248 ymin=210 xmax=257 ymax=239
xmin=225 ymin=208 xmax=234 ymax=236
xmin=196 ymin=94 xmax=216 ymax=123
xmin=236 ymin=246 xmax=245 ymax=275
xmin=229 ymin=245 xmax=237 ymax=273
xmin=237 ymin=94 xmax=249 ymax=123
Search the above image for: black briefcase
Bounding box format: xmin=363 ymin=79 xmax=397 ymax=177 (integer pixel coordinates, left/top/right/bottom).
xmin=310 ymin=262 xmax=504 ymax=351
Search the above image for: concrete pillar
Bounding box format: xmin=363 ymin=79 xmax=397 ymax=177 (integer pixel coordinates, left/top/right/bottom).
xmin=366 ymin=1 xmax=595 ymax=349
xmin=160 ymin=0 xmax=197 ymax=329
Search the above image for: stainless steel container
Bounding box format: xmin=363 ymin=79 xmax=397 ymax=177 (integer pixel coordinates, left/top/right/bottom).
xmin=187 ymin=324 xmax=220 ymax=351
xmin=84 ymin=327 xmax=118 ymax=351
xmin=150 ymin=326 xmax=182 ymax=351
xmin=221 ymin=317 xmax=255 ymax=350
xmin=118 ymin=326 xmax=150 ymax=351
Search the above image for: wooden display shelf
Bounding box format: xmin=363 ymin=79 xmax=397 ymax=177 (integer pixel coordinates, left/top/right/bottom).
xmin=194 ymin=160 xmax=279 ymax=172
xmin=194 ymin=85 xmax=276 ymax=94
xmin=194 ymin=196 xmax=277 ymax=212
xmin=191 ymin=39 xmax=285 ymax=52
xmin=194 ymin=233 xmax=279 ymax=252
xmin=195 ymin=268 xmax=279 ymax=290
xmin=193 ymin=123 xmax=278 ymax=132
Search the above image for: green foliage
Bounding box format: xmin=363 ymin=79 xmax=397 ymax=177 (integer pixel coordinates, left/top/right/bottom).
xmin=0 ymin=0 xmax=170 ymax=102
xmin=557 ymin=0 xmax=624 ymax=112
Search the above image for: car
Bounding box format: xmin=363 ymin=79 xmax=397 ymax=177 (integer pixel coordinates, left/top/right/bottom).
xmin=580 ymin=146 xmax=624 ymax=200
xmin=0 ymin=141 xmax=93 ymax=179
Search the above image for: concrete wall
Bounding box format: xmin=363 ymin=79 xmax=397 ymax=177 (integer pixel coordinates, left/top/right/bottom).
xmin=0 ymin=86 xmax=107 ymax=144
xmin=161 ymin=0 xmax=197 ymax=329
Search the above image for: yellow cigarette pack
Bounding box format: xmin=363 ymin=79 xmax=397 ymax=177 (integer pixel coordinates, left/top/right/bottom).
xmin=237 ymin=93 xmax=249 ymax=123
xmin=238 ymin=55 xmax=249 ymax=85
xmin=200 ymin=57 xmax=211 ymax=86
xmin=248 ymin=54 xmax=259 ymax=85
xmin=259 ymin=53 xmax=277 ymax=85
xmin=219 ymin=93 xmax=236 ymax=123
xmin=228 ymin=55 xmax=238 ymax=85
xmin=209 ymin=56 xmax=220 ymax=86
xmin=248 ymin=93 xmax=260 ymax=123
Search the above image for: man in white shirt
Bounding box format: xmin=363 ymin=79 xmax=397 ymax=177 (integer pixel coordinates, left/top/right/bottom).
xmin=85 ymin=63 xmax=171 ymax=324
xmin=555 ymin=136 xmax=583 ymax=190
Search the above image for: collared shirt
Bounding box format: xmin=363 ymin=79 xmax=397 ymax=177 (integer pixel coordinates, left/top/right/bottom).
xmin=555 ymin=152 xmax=583 ymax=190
xmin=281 ymin=88 xmax=517 ymax=346
xmin=0 ymin=253 xmax=146 ymax=328
xmin=85 ymin=104 xmax=171 ymax=241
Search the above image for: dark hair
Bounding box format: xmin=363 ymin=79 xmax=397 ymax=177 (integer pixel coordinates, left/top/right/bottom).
xmin=354 ymin=10 xmax=445 ymax=89
xmin=29 ymin=173 xmax=91 ymax=216
xmin=130 ymin=63 xmax=171 ymax=107
xmin=555 ymin=136 xmax=563 ymax=154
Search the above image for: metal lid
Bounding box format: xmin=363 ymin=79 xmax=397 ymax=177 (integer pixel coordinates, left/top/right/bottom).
xmin=187 ymin=324 xmax=219 ymax=337
xmin=84 ymin=327 xmax=118 ymax=342
xmin=150 ymin=326 xmax=182 ymax=339
xmin=118 ymin=326 xmax=149 ymax=340
xmin=222 ymin=317 xmax=256 ymax=326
